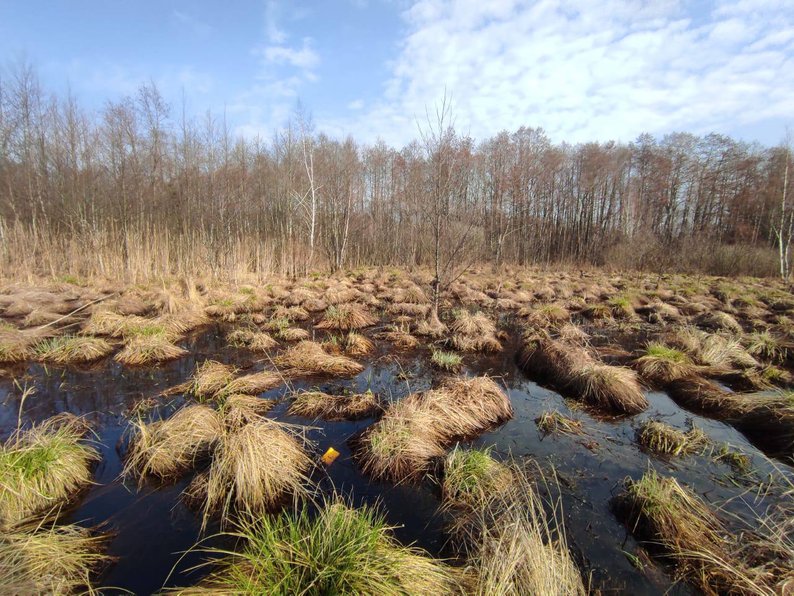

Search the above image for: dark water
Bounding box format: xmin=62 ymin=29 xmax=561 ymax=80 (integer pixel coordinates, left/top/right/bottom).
xmin=1 ymin=321 xmax=792 ymax=595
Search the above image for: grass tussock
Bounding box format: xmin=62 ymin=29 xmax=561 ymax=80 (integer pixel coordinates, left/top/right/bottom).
xmin=636 ymin=420 xmax=709 ymax=456
xmin=454 ymin=465 xmax=586 ymax=596
xmin=0 ymin=414 xmax=98 ymax=527
xmin=376 ymin=326 xmax=420 ymax=349
xmin=0 ymin=327 xmax=37 ymax=363
xmin=168 ymin=498 xmax=459 ymax=595
xmin=449 ymin=310 xmax=502 ymax=353
xmin=0 ymin=522 xmax=109 ymax=595
xmin=123 ymin=405 xmax=223 ymax=481
xmin=441 ymin=446 xmax=513 ymax=510
xmin=519 ymin=333 xmax=648 ymax=414
xmin=535 ymin=411 xmax=584 ymax=436
xmin=35 ymin=335 xmax=113 ymax=364
xmin=220 ymin=394 xmax=276 ymax=429
xmin=616 ymin=471 xmax=779 ymax=595
xmin=221 ymin=371 xmax=284 ymax=396
xmin=196 ymin=418 xmax=311 ymax=528
xmin=635 ymin=342 xmax=697 ymax=385
xmin=288 ymin=390 xmax=380 ymax=420
xmin=431 ymin=348 xmax=463 ymax=371
xmin=359 ymin=377 xmax=513 ymax=482
xmin=275 ymin=340 xmax=364 ymax=377
xmin=343 ymin=331 xmax=374 ymax=356
xmin=226 ymin=328 xmax=278 ymax=352
xmin=189 ymin=361 xmax=237 ymax=400
xmin=316 ymin=303 xmax=376 ymax=330
xmin=114 ymin=333 xmax=188 ymax=365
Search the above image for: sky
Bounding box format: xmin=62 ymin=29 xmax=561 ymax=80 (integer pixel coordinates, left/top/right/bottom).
xmin=1 ymin=0 xmax=793 ymax=147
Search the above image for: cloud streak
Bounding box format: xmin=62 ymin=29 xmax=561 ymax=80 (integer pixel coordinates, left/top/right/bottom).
xmin=327 ymin=0 xmax=794 ymax=145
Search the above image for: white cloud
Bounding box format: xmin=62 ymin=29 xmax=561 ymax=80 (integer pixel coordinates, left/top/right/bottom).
xmin=259 ymin=38 xmax=319 ymax=70
xmin=324 ymin=0 xmax=794 ymax=145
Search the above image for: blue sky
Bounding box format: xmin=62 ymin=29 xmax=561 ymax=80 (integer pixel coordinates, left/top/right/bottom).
xmin=1 ymin=0 xmax=793 ymax=146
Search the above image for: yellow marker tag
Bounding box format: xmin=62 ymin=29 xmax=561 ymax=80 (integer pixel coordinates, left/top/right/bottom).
xmin=321 ymin=447 xmax=340 ymax=465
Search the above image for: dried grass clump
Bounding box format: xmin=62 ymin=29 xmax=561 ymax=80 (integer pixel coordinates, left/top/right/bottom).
xmin=696 ymin=311 xmax=743 ymax=333
xmin=359 ymin=377 xmax=512 ymax=482
xmin=35 ymin=335 xmax=113 ymax=364
xmin=124 ymin=405 xmax=223 ymax=480
xmin=616 ymin=471 xmax=773 ymax=595
xmin=0 ymin=415 xmax=98 ymax=527
xmin=324 ymin=286 xmax=361 ymax=305
xmin=387 ymin=302 xmax=431 ymax=317
xmin=441 ymin=446 xmax=513 ymax=510
xmin=272 ymin=305 xmax=310 ymax=322
xmin=226 ymin=328 xmax=278 ymax=352
xmin=220 ymin=394 xmax=276 ymax=429
xmin=316 ymin=303 xmax=377 ymax=330
xmin=519 ymin=334 xmax=648 ymax=414
xmin=745 ymin=331 xmax=789 ymax=363
xmin=0 ymin=327 xmax=37 ymax=363
xmin=415 ymin=317 xmax=449 ymax=338
xmin=198 ymin=419 xmax=311 ymax=528
xmin=637 ymin=420 xmax=709 ymax=456
xmin=449 ymin=310 xmax=501 ymax=353
xmin=189 ymin=361 xmax=237 ymax=400
xmin=279 ymin=327 xmax=311 ymax=341
xmin=635 ymin=342 xmax=697 ymax=385
xmin=376 ymin=326 xmax=420 ymax=350
xmin=460 ymin=466 xmax=586 ymax=596
xmin=0 ymin=522 xmax=109 ymax=594
xmin=114 ymin=333 xmax=188 ymax=366
xmin=276 ymin=340 xmax=364 ymax=377
xmin=169 ymin=498 xmax=458 ymax=595
xmin=288 ymin=390 xmax=380 ymax=420
xmin=222 ymin=371 xmax=283 ymax=396
xmin=343 ymin=331 xmax=374 ymax=356
xmin=535 ymin=411 xmax=583 ymax=436
xmin=521 ymin=303 xmax=571 ymax=326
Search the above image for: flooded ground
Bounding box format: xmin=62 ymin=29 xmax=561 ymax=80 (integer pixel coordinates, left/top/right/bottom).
xmin=2 ymin=314 xmax=790 ymax=594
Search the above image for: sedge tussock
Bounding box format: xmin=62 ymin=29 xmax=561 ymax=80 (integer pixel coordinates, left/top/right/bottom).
xmin=431 ymin=348 xmax=463 ymax=371
xmin=316 ymin=303 xmax=377 ymax=330
xmin=636 ymin=420 xmax=709 ymax=456
xmin=272 ymin=305 xmax=310 ymax=322
xmin=288 ymin=390 xmax=380 ymax=420
xmin=167 ymin=498 xmax=459 ymax=595
xmin=275 ymin=340 xmax=364 ymax=377
xmin=376 ymin=327 xmax=420 ymax=349
xmin=221 ymin=371 xmax=284 ymax=396
xmin=574 ymin=363 xmax=648 ymax=414
xmin=696 ymin=311 xmax=743 ymax=334
xmin=359 ymin=377 xmax=512 ymax=482
xmin=278 ymin=327 xmax=311 ymax=342
xmin=415 ymin=318 xmax=449 ymax=338
xmin=521 ymin=303 xmax=571 ymax=326
xmin=616 ymin=471 xmax=772 ymax=595
xmin=114 ymin=334 xmax=188 ymax=365
xmin=123 ymin=405 xmax=223 ymax=481
xmin=635 ymin=342 xmax=697 ymax=385
xmin=343 ymin=331 xmax=374 ymax=356
xmin=535 ymin=411 xmax=584 ymax=436
xmin=519 ymin=334 xmax=648 ymax=414
xmin=460 ymin=466 xmax=586 ymax=596
xmin=35 ymin=335 xmax=113 ymax=364
xmin=387 ymin=302 xmax=431 ymax=317
xmin=324 ymin=286 xmax=361 ymax=305
xmin=220 ymin=394 xmax=276 ymax=429
xmin=0 ymin=522 xmax=109 ymax=595
xmin=0 ymin=327 xmax=37 ymax=363
xmin=441 ymin=446 xmax=514 ymax=511
xmin=189 ymin=361 xmax=238 ymax=400
xmin=302 ymin=297 xmax=328 ymax=312
xmin=197 ymin=418 xmax=311 ymax=528
xmin=226 ymin=328 xmax=278 ymax=352
xmin=0 ymin=414 xmax=98 ymax=528
xmin=449 ymin=310 xmax=502 ymax=352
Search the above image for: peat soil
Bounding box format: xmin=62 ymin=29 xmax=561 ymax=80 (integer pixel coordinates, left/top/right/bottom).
xmin=1 ymin=319 xmax=791 ymax=595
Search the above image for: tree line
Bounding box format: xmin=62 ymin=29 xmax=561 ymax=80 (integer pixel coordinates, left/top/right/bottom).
xmin=0 ymin=63 xmax=791 ymax=281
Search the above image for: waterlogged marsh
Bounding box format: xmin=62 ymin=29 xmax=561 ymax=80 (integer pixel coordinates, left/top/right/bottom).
xmin=1 ymin=269 xmax=793 ymax=594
